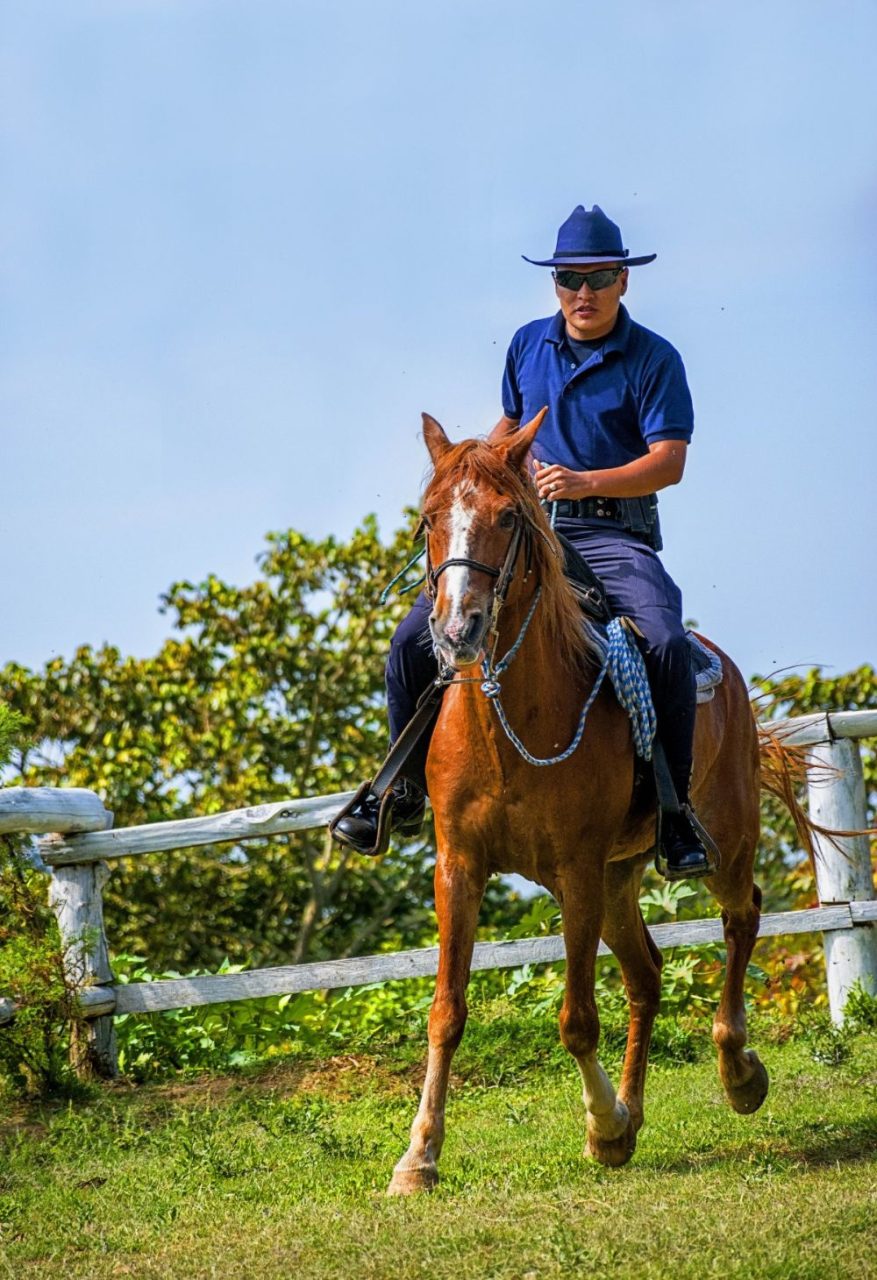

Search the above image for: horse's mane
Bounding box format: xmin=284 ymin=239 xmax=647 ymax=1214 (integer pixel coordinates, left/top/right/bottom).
xmin=425 ymin=438 xmax=600 ymax=676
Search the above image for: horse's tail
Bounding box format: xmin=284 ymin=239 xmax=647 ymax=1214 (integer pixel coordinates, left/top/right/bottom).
xmin=757 ymin=721 xmax=874 ymax=871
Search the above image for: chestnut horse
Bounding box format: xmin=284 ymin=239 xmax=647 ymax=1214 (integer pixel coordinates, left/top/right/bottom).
xmin=388 ymin=409 xmax=777 ymax=1196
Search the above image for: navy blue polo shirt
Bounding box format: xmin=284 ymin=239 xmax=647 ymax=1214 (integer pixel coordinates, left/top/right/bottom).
xmin=501 ymin=304 xmax=694 ymax=472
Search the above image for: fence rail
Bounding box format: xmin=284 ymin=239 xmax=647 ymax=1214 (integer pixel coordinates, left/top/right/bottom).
xmin=1 ymin=708 xmax=875 ymax=1078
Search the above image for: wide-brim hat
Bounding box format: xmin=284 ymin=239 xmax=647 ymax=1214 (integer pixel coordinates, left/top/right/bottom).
xmin=523 ymin=204 xmax=656 ymax=268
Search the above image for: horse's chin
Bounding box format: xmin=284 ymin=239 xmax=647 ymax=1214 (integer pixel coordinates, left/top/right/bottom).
xmin=434 ymin=643 xmax=483 ymax=671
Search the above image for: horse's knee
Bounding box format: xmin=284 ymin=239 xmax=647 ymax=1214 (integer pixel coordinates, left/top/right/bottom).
xmin=614 ymin=933 xmax=662 ymax=1011
xmin=559 ymin=1001 xmax=599 ymax=1060
xmin=428 ymin=990 xmax=467 ymax=1051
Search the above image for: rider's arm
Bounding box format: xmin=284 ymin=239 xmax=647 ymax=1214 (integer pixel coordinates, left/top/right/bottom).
xmin=532 ymin=440 xmax=688 ymax=502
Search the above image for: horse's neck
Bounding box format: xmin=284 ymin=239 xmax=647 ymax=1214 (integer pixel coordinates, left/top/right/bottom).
xmin=481 ymin=584 xmax=589 ymax=722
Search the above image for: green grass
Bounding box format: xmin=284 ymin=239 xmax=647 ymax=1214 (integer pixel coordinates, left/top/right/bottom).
xmin=1 ymin=1011 xmax=876 ymax=1279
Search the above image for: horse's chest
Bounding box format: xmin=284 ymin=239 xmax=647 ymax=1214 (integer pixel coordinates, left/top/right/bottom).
xmin=431 ymin=762 xmax=596 ymax=882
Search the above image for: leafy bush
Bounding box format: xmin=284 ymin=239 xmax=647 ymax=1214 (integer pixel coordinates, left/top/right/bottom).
xmin=794 ymin=983 xmax=877 ymax=1069
xmin=111 ymin=948 xmax=713 ymax=1085
xmin=842 ymin=980 xmax=877 ymax=1032
xmin=0 ymin=705 xmax=86 ymax=1098
xmin=111 ymin=952 xmax=436 ymax=1081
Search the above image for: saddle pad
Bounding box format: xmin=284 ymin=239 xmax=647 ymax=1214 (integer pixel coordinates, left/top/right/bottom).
xmin=689 ymin=632 xmax=724 ymax=703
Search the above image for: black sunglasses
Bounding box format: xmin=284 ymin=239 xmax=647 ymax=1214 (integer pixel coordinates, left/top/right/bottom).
xmin=553 ymin=267 xmax=624 ymax=292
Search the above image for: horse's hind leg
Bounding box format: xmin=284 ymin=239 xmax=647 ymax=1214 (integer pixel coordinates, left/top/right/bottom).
xmin=706 ymin=788 xmax=768 ymax=1111
xmin=600 ymin=857 xmax=662 ymax=1136
xmin=697 ymin=668 xmax=768 ymax=1113
xmin=387 ymin=854 xmax=486 ymax=1196
xmin=557 ymin=875 xmax=637 ymax=1168
xmin=711 ymin=878 xmax=769 ymax=1113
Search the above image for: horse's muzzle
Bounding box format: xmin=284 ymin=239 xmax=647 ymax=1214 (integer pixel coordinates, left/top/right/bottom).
xmin=430 ymin=609 xmax=487 ymax=669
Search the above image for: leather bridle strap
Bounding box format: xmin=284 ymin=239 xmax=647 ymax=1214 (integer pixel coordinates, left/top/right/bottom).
xmin=426 ymin=518 xmax=527 ymax=604
xmin=429 ymin=557 xmax=500 ymax=589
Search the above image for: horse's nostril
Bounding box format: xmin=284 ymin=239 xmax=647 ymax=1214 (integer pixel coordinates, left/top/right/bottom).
xmin=463 ymin=613 xmax=483 ymax=647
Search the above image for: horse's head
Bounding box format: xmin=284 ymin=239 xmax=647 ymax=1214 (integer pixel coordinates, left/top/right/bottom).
xmin=420 ymin=409 xmax=548 ymax=669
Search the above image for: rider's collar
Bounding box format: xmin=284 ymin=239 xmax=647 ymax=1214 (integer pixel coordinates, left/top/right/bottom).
xmin=544 ymin=303 xmax=632 ymax=356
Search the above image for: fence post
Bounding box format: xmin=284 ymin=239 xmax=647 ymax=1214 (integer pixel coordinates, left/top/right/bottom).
xmin=807 ymin=738 xmax=877 ymax=1024
xmin=48 ymin=860 xmax=118 ymax=1078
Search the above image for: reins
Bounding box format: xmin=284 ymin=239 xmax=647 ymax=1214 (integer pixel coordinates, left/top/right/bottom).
xmin=422 ymin=508 xmax=619 ymax=766
xmin=427 ymin=503 xmax=656 ymax=767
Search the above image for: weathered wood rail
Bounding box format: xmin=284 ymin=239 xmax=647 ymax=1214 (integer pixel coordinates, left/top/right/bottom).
xmin=1 ymin=708 xmax=875 ymax=1078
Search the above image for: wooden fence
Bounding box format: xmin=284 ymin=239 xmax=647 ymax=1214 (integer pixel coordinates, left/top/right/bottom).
xmin=1 ymin=708 xmax=875 ymax=1079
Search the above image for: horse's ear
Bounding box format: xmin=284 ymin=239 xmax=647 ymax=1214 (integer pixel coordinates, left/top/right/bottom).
xmin=496 ymin=406 xmax=549 ymax=472
xmin=422 ymin=412 xmax=452 ymax=464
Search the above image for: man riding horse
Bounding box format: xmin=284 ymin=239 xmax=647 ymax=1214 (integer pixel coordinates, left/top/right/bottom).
xmin=334 ymin=204 xmax=715 ymax=879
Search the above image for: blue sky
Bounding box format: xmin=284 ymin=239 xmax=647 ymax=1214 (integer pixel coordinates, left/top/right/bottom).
xmin=2 ymin=1 xmax=875 ymax=682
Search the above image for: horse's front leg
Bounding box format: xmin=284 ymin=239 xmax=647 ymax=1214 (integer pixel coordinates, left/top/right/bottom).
xmin=558 ymin=877 xmax=638 ymax=1168
xmin=387 ymin=853 xmax=486 ymax=1196
xmin=600 ymin=858 xmax=662 ymax=1136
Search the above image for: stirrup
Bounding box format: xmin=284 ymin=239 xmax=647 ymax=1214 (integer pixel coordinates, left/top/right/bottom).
xmin=653 ymin=803 xmax=721 ymax=881
xmin=329 ymin=780 xmax=396 ymax=858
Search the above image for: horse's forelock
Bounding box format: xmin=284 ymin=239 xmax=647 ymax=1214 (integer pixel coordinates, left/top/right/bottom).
xmin=424 ymin=439 xmax=596 ymax=674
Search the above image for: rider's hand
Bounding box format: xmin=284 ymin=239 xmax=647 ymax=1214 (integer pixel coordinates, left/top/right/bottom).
xmin=533 ymin=460 xmax=593 ymax=502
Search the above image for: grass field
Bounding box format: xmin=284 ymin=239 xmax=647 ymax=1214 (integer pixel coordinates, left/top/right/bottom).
xmin=1 ymin=1004 xmax=876 ymax=1280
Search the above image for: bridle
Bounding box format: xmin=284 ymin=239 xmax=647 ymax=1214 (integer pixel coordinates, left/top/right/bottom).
xmin=418 ymin=499 xmax=631 ymax=769
xmin=423 ymin=512 xmax=533 ymax=627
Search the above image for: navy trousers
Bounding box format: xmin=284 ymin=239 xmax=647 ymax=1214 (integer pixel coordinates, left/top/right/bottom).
xmin=385 ymin=522 xmax=696 ymax=800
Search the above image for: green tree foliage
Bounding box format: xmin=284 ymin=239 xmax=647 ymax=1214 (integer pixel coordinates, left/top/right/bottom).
xmin=0 ymin=702 xmax=24 ymax=768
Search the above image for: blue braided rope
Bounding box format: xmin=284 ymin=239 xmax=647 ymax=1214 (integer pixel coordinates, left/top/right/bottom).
xmin=479 ymin=615 xmax=656 ymax=768
xmin=480 ymin=648 xmax=612 ymax=767
xmin=379 ymin=547 xmax=426 ymax=605
xmin=603 ymin=617 xmax=657 ymax=761
xmin=489 ymin=588 xmax=542 ymax=680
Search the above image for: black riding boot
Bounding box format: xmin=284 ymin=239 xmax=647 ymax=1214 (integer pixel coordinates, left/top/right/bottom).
xmin=332 ymin=778 xmax=426 ymax=857
xmin=648 ymin=643 xmax=718 ymax=880
xmin=660 ymin=803 xmax=716 ymax=881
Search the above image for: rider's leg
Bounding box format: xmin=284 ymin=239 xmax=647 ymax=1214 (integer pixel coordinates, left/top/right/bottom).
xmin=386 ymin=593 xmax=440 ymax=793
xmin=556 ymin=524 xmax=712 ymax=878
xmin=333 ymin=594 xmax=437 ymax=854
xmin=632 ymin=610 xmax=697 ymax=805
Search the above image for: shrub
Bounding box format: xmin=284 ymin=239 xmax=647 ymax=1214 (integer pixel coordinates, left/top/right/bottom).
xmin=0 ymin=704 xmax=86 ymax=1098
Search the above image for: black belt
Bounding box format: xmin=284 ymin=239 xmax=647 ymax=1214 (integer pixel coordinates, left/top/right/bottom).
xmin=543 ymin=497 xmax=622 ymax=521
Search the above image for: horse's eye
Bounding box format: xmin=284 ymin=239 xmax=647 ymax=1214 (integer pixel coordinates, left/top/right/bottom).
xmin=498 ymin=509 xmax=516 ymax=530
xmin=421 ymin=514 xmax=433 ymax=532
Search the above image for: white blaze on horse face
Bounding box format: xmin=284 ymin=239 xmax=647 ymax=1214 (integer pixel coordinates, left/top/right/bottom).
xmin=440 ymin=485 xmax=479 ymax=636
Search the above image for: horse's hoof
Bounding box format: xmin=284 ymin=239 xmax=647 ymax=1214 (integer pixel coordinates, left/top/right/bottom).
xmin=586 ymin=1117 xmax=637 ymax=1168
xmin=723 ymin=1052 xmax=769 ymax=1115
xmin=387 ymin=1164 xmax=439 ymax=1196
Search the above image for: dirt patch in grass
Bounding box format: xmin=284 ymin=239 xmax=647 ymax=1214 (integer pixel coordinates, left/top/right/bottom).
xmin=133 ymin=1051 xmax=426 ymax=1106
